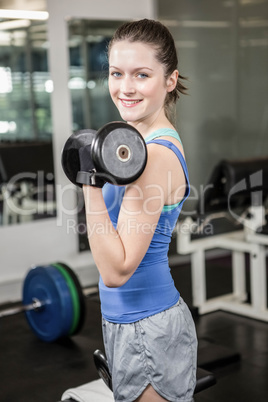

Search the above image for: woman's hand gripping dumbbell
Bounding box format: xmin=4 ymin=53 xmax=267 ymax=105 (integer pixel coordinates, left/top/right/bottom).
xmin=61 ymin=121 xmax=147 ymax=187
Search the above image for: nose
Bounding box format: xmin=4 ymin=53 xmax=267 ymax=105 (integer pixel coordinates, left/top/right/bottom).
xmin=120 ymin=76 xmax=135 ymax=95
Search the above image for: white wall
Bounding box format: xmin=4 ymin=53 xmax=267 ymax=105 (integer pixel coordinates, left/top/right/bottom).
xmin=0 ymin=0 xmax=156 ymax=304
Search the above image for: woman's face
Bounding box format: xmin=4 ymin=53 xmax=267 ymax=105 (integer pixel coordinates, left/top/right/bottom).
xmin=108 ymin=40 xmax=171 ymax=128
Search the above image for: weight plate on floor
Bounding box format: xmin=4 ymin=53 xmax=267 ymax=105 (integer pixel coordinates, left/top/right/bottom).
xmin=53 ymin=263 xmax=80 ymax=336
xmin=22 ymin=265 xmax=73 ymax=342
xmin=61 ymin=129 xmax=97 ymax=187
xmin=92 ymin=122 xmax=147 ymax=185
xmin=54 ymin=262 xmax=86 ymax=335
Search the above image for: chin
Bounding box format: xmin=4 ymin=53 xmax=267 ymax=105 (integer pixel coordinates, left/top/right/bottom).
xmin=119 ymin=110 xmax=143 ymax=122
xmin=119 ymin=113 xmax=137 ymax=123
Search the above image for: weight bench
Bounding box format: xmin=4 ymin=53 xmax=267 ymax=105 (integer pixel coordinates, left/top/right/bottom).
xmin=177 ymin=156 xmax=268 ymax=322
xmin=59 ymin=350 xmax=216 ymax=401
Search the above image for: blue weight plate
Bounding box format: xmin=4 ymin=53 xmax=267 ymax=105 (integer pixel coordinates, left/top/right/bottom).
xmin=22 ymin=265 xmax=73 ymax=342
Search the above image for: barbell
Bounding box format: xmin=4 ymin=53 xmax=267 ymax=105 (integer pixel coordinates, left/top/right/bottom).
xmin=0 ymin=262 xmax=98 ymax=342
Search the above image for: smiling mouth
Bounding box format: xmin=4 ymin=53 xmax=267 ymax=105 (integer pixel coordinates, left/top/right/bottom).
xmin=119 ymin=99 xmax=142 ymax=107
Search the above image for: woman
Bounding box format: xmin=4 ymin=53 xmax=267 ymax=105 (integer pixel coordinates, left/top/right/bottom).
xmin=83 ymin=19 xmax=198 ymax=402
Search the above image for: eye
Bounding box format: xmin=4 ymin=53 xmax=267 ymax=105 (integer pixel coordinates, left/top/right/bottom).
xmin=111 ymin=71 xmax=122 ymax=78
xmin=137 ymin=73 xmax=148 ymax=79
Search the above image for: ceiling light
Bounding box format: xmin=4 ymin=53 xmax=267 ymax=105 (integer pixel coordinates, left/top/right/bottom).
xmin=0 ymin=19 xmax=31 ymax=30
xmin=0 ymin=10 xmax=48 ymax=20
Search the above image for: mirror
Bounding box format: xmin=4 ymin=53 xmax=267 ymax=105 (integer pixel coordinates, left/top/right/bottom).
xmin=67 ymin=19 xmax=125 ymax=251
xmin=0 ymin=19 xmax=56 ymax=225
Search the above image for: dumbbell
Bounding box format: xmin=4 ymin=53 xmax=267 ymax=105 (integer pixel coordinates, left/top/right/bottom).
xmin=61 ymin=121 xmax=148 ymax=187
xmin=0 ymin=263 xmax=97 ymax=342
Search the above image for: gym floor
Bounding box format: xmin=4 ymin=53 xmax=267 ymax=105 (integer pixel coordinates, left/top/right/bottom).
xmin=1 ymin=255 xmax=268 ymax=402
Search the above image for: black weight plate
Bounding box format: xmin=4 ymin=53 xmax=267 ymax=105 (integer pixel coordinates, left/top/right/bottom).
xmin=54 ymin=262 xmax=86 ymax=335
xmin=61 ymin=129 xmax=97 ymax=187
xmin=92 ymin=122 xmax=147 ymax=185
xmin=93 ymin=349 xmax=113 ymax=391
xmin=23 ymin=265 xmax=73 ymax=342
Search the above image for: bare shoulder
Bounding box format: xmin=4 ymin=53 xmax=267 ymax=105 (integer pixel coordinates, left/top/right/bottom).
xmin=144 ymin=132 xmax=186 ymax=201
xmin=146 ymin=134 xmax=185 ymax=169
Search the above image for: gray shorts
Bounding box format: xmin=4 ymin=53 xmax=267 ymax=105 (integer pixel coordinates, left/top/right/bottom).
xmin=102 ymin=297 xmax=198 ymax=402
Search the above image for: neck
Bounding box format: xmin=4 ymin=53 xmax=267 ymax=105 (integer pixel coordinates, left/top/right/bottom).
xmin=126 ymin=109 xmax=174 ymax=138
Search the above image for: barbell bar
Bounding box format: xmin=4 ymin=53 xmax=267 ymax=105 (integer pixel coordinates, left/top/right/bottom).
xmin=0 ymin=298 xmax=43 ymax=318
xmin=0 ymin=262 xmax=98 ymax=342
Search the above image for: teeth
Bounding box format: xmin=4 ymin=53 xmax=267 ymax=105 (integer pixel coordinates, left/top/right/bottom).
xmin=121 ymin=100 xmax=140 ymax=105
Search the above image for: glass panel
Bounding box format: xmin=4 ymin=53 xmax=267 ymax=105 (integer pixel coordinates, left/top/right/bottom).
xmin=157 ymin=0 xmax=268 ymax=215
xmin=239 ymin=0 xmax=268 ymax=155
xmin=68 ymin=19 xmax=125 ymax=251
xmin=68 ymin=19 xmax=123 ymax=131
xmin=0 ymin=20 xmax=56 ymax=225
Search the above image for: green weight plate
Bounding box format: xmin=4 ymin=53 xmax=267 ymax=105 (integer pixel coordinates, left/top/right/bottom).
xmin=54 ymin=262 xmax=86 ymax=335
xmin=53 ymin=263 xmax=79 ymax=336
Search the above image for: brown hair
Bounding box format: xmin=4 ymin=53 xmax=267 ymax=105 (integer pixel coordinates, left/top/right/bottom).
xmin=108 ymin=19 xmax=188 ymax=123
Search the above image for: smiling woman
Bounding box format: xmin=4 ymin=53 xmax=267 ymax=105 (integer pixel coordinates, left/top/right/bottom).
xmin=108 ymin=41 xmax=174 ymax=127
xmin=108 ymin=18 xmax=187 ymax=126
xmin=82 ymin=19 xmax=197 ymax=402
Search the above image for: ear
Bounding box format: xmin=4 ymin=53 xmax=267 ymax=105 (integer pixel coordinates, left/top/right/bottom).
xmin=166 ymin=70 xmax=179 ymax=93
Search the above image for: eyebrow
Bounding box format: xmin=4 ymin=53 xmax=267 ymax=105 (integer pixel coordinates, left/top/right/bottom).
xmin=109 ymin=66 xmax=153 ymax=71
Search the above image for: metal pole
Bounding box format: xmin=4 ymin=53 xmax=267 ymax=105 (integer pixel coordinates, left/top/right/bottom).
xmin=25 ymin=26 xmax=39 ymax=140
xmin=80 ymin=20 xmax=92 ymax=129
xmin=0 ymin=298 xmax=43 ymax=318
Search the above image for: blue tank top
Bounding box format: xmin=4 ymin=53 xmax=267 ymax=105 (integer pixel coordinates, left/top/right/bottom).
xmin=99 ymin=128 xmax=190 ymax=323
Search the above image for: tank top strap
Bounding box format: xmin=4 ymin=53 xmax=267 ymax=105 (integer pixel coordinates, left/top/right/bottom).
xmin=145 ymin=128 xmax=182 ymax=145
